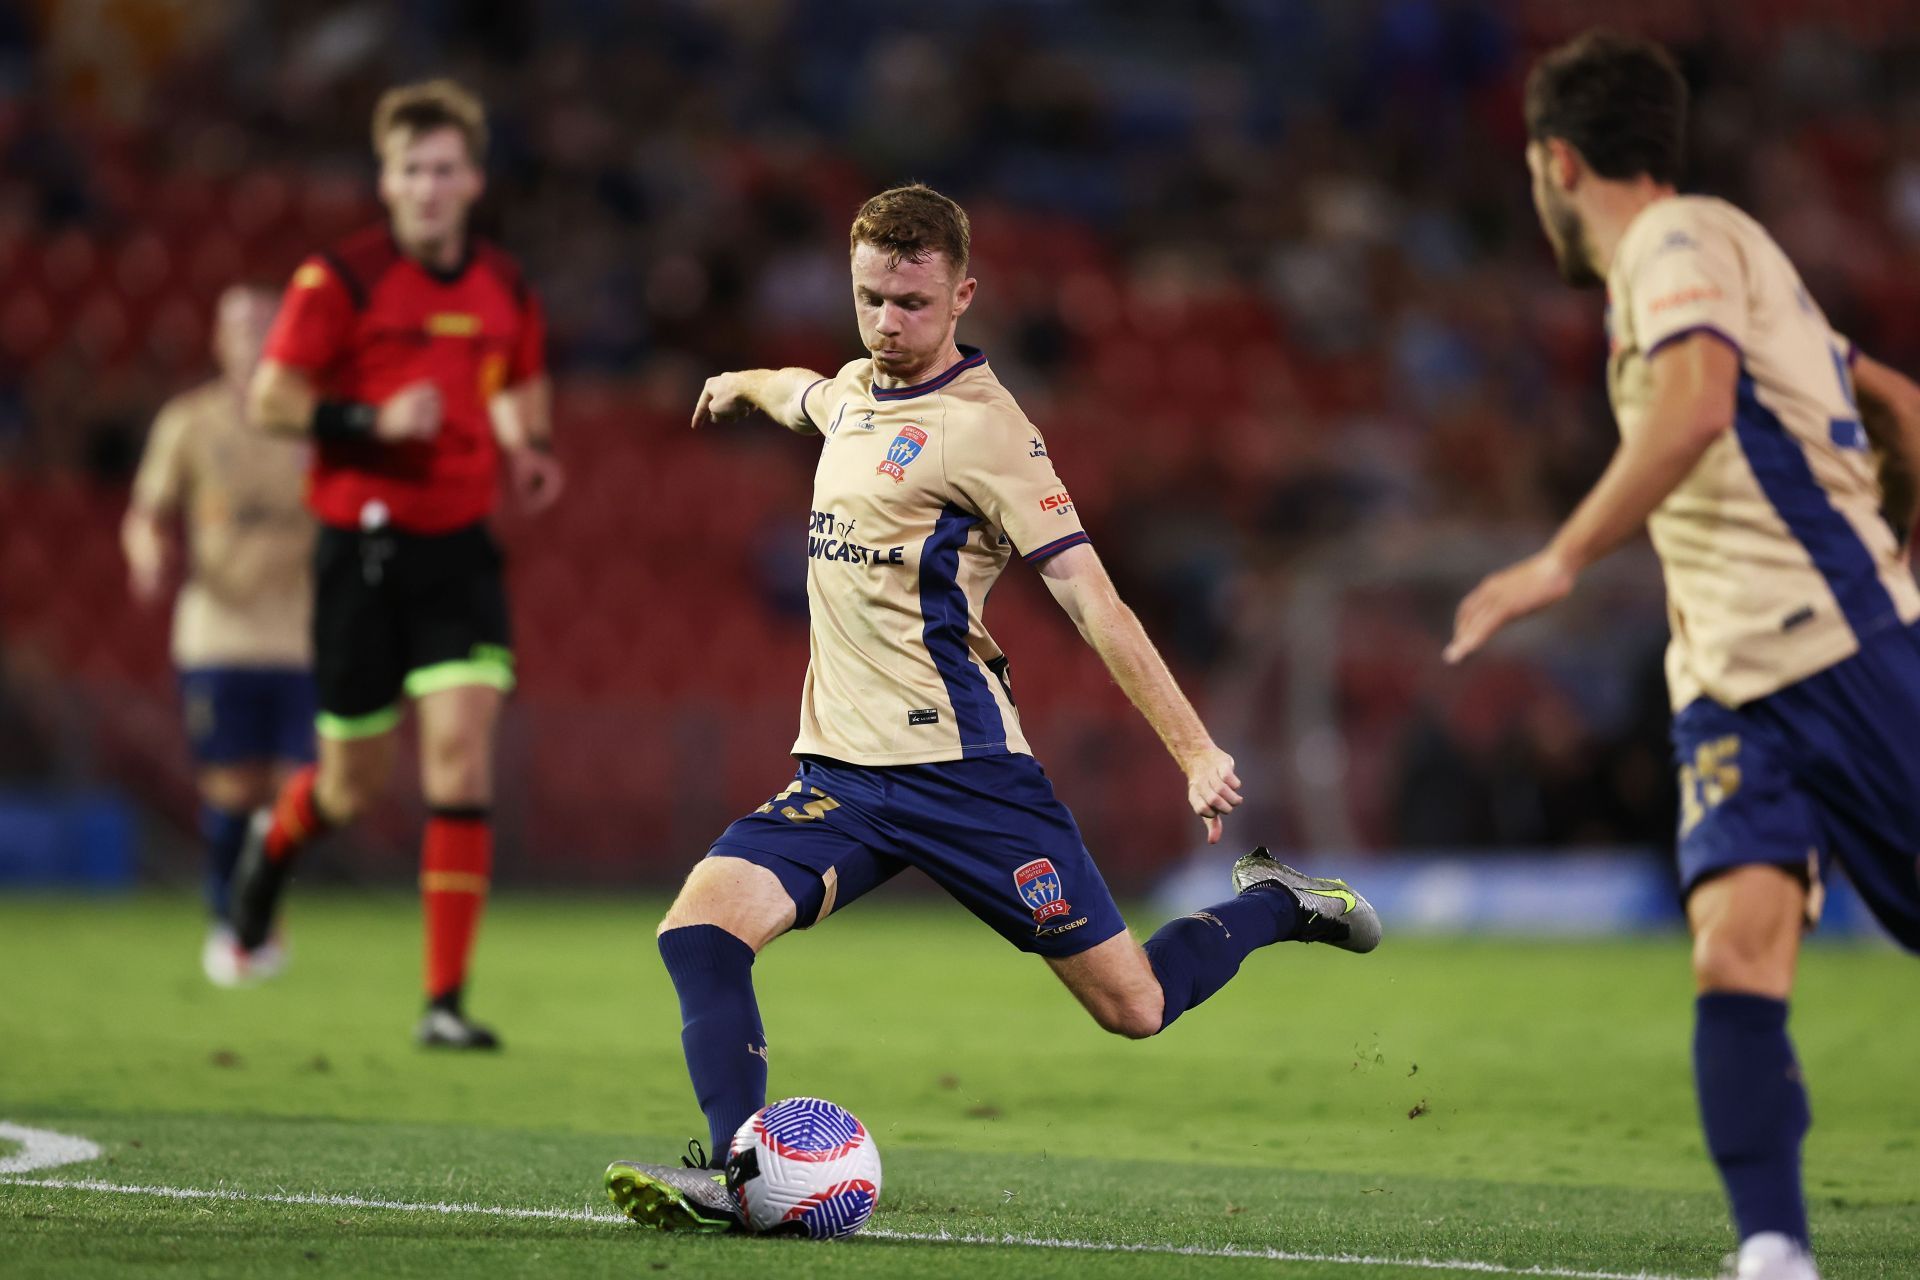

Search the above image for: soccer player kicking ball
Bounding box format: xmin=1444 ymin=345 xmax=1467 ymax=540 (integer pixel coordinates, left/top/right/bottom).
xmin=123 ymin=285 xmax=316 ymax=987
xmin=605 ymin=185 xmax=1380 ymax=1231
xmin=229 ymin=80 xmax=561 ymax=1049
xmin=1447 ymin=33 xmax=1920 ymax=1280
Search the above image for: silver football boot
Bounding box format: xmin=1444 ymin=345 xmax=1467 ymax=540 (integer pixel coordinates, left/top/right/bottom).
xmin=1231 ymin=847 xmax=1382 ymax=953
xmin=605 ymin=1141 xmax=743 ymax=1233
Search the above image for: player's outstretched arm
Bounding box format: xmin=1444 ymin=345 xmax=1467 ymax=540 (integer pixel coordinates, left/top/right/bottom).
xmin=692 ymin=368 xmax=824 ymax=436
xmin=1037 ymin=543 xmax=1243 ymax=845
xmin=1852 ymin=349 xmax=1920 ymax=547
xmin=1446 ymin=331 xmax=1738 ymax=664
xmin=246 ymin=360 xmax=441 ymax=443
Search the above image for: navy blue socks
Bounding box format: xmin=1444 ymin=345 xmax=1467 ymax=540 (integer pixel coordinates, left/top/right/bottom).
xmin=1144 ymin=887 xmax=1302 ymax=1032
xmin=658 ymin=924 xmax=769 ymax=1162
xmin=1694 ymin=992 xmax=1811 ymax=1247
xmin=200 ymin=803 xmax=251 ymax=920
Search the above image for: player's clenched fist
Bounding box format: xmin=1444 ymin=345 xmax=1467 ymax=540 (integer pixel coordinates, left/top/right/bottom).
xmin=691 ymin=372 xmax=763 ymax=430
xmin=376 ymin=381 xmax=443 ymax=442
xmin=1184 ymin=746 xmax=1244 ymax=846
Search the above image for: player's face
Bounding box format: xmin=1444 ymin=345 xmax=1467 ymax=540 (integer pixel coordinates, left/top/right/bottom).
xmin=1528 ymin=140 xmax=1600 ymax=289
xmin=850 ymin=243 xmax=976 ymax=381
xmin=379 ymin=126 xmax=483 ymax=250
xmin=213 ymin=288 xmax=274 ymax=381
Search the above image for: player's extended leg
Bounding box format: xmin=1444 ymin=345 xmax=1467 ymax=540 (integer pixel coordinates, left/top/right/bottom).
xmin=656 ymin=857 xmax=797 ymax=1158
xmin=413 ymin=683 xmax=504 ymax=1048
xmin=228 ymin=725 xmax=397 ymax=951
xmin=1688 ymin=864 xmax=1815 ymax=1278
xmin=1048 ymin=850 xmax=1379 ymax=1037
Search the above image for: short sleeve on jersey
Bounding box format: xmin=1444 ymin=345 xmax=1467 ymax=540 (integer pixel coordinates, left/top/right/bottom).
xmin=264 ymin=257 xmax=355 ymax=374
xmin=945 ymin=414 xmax=1090 ymax=563
xmin=132 ymin=397 xmax=192 ymax=512
xmin=799 ymin=376 xmax=830 ymax=430
xmin=1627 ymin=208 xmax=1749 ymax=359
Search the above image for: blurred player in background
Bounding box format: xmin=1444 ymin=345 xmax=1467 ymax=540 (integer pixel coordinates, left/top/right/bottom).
xmin=1446 ymin=32 xmax=1920 ymax=1280
xmin=603 ymin=184 xmax=1381 ymax=1231
xmin=122 ymin=285 xmax=315 ymax=988
xmin=229 ymin=79 xmax=561 ymax=1050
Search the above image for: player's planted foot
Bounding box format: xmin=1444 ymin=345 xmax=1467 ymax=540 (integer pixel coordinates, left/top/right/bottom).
xmin=416 ymin=993 xmax=501 ymax=1050
xmin=227 ymin=810 xmax=296 ymax=952
xmin=415 ymin=1007 xmax=500 ymax=1049
xmin=200 ymin=923 xmax=287 ymax=988
xmin=605 ymin=1141 xmax=743 ymax=1233
xmin=1231 ymin=848 xmax=1381 ymax=953
xmin=1718 ymin=1233 xmax=1820 ymax=1280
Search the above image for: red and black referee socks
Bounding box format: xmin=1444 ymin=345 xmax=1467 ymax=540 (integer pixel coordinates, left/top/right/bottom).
xmin=422 ymin=807 xmax=493 ymax=1012
xmin=263 ymin=764 xmax=334 ymax=863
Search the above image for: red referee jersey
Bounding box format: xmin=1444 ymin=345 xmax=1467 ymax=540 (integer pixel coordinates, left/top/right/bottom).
xmin=264 ymin=225 xmax=546 ymax=533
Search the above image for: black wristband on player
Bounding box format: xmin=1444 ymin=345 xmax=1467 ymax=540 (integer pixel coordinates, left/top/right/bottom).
xmin=311 ymin=400 xmax=378 ymax=442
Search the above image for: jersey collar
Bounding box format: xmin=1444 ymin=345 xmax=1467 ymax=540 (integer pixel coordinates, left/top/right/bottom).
xmin=871 ymin=346 xmax=986 ymax=401
xmin=392 ymin=229 xmax=474 ymax=286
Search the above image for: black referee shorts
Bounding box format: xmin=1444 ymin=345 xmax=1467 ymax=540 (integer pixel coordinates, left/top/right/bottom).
xmin=312 ymin=521 xmax=514 ymax=740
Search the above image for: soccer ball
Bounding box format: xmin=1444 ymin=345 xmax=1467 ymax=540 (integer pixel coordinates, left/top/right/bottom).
xmin=725 ymin=1097 xmax=882 ymax=1238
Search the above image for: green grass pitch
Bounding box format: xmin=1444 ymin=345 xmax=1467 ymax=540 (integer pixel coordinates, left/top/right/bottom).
xmin=0 ymin=891 xmax=1914 ymax=1278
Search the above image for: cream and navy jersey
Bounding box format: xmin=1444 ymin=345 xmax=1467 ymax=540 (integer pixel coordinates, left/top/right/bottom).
xmin=1605 ymin=195 xmax=1920 ymax=710
xmin=131 ymin=379 xmax=316 ymax=669
xmin=791 ymin=346 xmax=1089 ymax=764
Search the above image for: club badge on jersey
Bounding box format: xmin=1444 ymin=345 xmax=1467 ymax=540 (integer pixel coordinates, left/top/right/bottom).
xmin=877 ymin=425 xmax=927 ymax=483
xmin=1014 ymin=858 xmax=1072 ymax=924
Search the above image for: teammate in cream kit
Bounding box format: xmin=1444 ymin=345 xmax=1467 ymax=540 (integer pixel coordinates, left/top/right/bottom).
xmin=603 ymin=184 xmax=1382 ymax=1233
xmin=123 ymin=285 xmax=317 ymax=988
xmin=1446 ymin=32 xmax=1920 ymax=1280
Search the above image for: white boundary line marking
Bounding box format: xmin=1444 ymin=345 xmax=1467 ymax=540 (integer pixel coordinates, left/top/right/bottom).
xmin=1 ymin=1176 xmax=611 ymax=1223
xmin=0 ymin=1175 xmax=1699 ymax=1280
xmin=0 ymin=1124 xmax=103 ymax=1175
xmin=0 ymin=1123 xmax=1701 ymax=1280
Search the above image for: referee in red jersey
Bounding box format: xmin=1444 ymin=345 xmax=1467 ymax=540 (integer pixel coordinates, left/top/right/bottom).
xmin=233 ymin=80 xmax=560 ymax=1049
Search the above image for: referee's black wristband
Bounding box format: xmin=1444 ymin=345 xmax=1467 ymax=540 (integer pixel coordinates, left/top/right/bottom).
xmin=312 ymin=400 xmax=377 ymax=443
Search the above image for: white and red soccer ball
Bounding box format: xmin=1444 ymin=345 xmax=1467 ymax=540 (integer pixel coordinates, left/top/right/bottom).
xmin=726 ymin=1097 xmax=882 ymax=1239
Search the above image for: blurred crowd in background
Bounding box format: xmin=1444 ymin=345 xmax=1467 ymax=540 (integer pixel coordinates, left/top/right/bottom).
xmin=4 ymin=0 xmax=1920 ymax=887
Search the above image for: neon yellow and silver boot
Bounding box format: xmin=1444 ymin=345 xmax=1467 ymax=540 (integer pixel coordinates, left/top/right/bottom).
xmin=605 ymin=1141 xmax=743 ymax=1233
xmin=1231 ymin=847 xmax=1382 ymax=953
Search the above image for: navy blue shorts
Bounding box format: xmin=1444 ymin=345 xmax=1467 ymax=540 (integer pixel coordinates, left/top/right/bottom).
xmin=1673 ymin=622 xmax=1920 ymax=951
xmin=708 ymin=753 xmax=1129 ymax=958
xmin=178 ymin=667 xmax=317 ymax=766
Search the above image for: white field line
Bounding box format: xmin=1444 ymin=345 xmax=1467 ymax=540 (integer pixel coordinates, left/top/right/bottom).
xmin=0 ymin=1123 xmax=1701 ymax=1280
xmin=0 ymin=1123 xmax=101 ymax=1175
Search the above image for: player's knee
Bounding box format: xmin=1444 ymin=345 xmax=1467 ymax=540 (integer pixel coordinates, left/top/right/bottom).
xmin=198 ymin=765 xmax=273 ymax=812
xmin=655 ymin=859 xmax=796 ymax=951
xmin=1691 ymin=922 xmax=1793 ymax=995
xmin=421 ymin=735 xmax=490 ymax=804
xmin=1089 ymin=993 xmax=1163 ymax=1040
xmin=315 ymin=764 xmax=383 ymax=824
xmin=315 ymin=781 xmax=367 ymax=825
